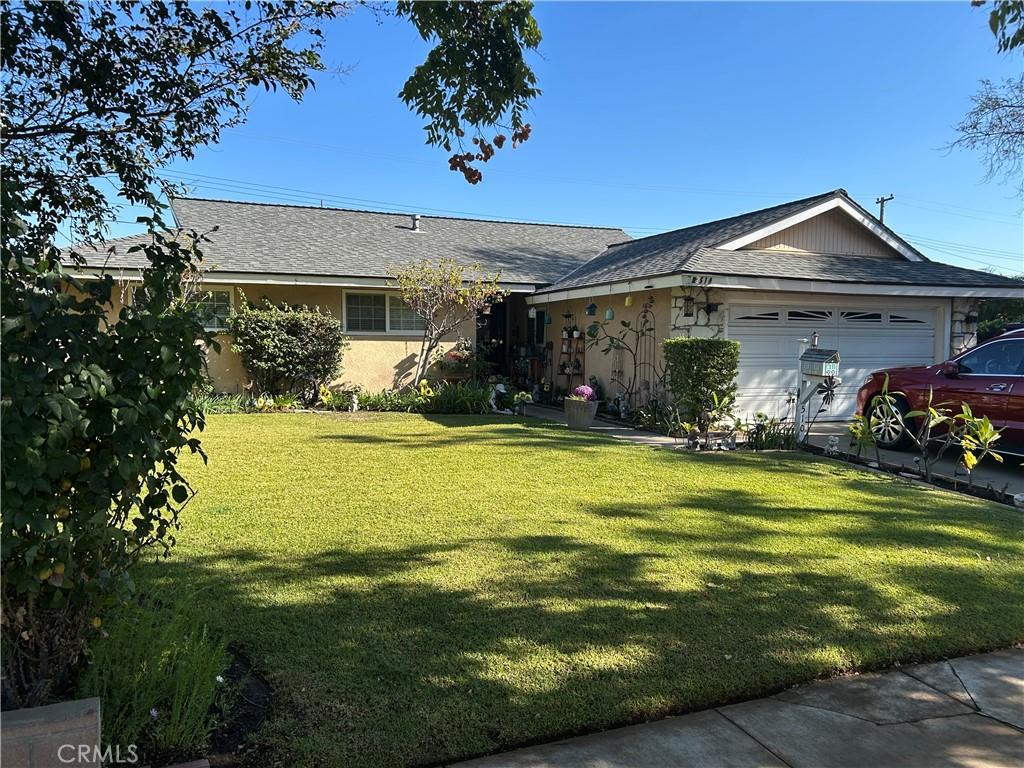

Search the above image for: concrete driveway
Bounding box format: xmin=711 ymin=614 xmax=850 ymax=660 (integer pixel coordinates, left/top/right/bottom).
xmin=807 ymin=423 xmax=1024 ymax=496
xmin=455 ymin=648 xmax=1024 ymax=768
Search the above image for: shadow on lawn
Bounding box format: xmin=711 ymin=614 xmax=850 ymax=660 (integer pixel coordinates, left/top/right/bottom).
xmin=136 ymin=485 xmax=1023 ymax=768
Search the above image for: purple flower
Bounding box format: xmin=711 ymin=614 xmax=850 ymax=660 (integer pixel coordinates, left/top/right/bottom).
xmin=572 ymin=385 xmax=596 ymax=401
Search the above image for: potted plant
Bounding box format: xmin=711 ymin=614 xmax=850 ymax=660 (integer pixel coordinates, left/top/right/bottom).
xmin=564 ymin=384 xmax=599 ymax=429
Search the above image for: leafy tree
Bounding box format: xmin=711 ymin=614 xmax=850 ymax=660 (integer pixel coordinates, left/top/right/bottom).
xmin=977 ymin=286 xmax=1024 ymax=339
xmin=389 ymin=259 xmax=508 ymax=387
xmin=953 ymin=2 xmax=1024 ymax=195
xmin=229 ymin=298 xmax=347 ymax=402
xmin=1 ymin=0 xmax=542 ymax=707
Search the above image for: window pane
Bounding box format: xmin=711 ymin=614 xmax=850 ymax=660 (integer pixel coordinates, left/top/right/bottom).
xmin=199 ymin=290 xmax=231 ymax=331
xmin=958 ymin=340 xmax=1024 ymax=376
xmin=346 ymin=293 xmax=386 ymax=332
xmin=388 ymin=297 xmax=425 ymax=332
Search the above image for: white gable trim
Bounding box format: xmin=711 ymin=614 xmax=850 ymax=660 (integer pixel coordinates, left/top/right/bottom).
xmin=526 ymin=271 xmax=1021 ymax=303
xmin=715 ymin=196 xmax=925 ymax=262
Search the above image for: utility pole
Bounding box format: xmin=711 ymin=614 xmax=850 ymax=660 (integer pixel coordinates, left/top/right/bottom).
xmin=875 ymin=194 xmax=894 ymax=223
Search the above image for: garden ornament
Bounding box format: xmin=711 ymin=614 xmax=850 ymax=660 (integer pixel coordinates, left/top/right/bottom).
xmin=824 ymin=435 xmax=841 ymax=456
xmin=489 ymin=383 xmax=512 ymax=415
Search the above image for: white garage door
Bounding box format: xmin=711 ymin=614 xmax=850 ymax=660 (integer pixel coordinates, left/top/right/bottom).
xmin=729 ymin=304 xmax=936 ymax=421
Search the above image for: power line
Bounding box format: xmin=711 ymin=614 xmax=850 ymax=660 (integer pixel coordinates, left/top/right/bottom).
xmin=158 ymin=168 xmax=1018 ymax=273
xmin=158 ymin=169 xmax=669 ymax=231
xmin=899 ymin=233 xmax=1023 ymax=261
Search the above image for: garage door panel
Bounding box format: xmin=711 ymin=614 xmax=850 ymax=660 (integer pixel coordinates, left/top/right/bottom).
xmin=730 ymin=304 xmax=935 ymax=421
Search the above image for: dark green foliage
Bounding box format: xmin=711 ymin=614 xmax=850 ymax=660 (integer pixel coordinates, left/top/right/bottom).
xmin=357 ymin=381 xmax=494 ymax=414
xmin=1 ymin=0 xmax=544 ymax=707
xmin=745 ymin=413 xmax=798 ymax=451
xmin=396 ymin=1 xmax=541 ymax=183
xmin=0 ymin=0 xmax=338 ymax=707
xmin=75 ymin=590 xmax=229 ymax=764
xmin=978 ymin=290 xmax=1024 ymax=340
xmin=229 ymin=300 xmax=347 ymax=402
xmin=662 ymin=338 xmax=741 ymax=422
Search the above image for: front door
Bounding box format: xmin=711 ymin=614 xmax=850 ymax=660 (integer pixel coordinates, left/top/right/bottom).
xmin=478 ymin=302 xmax=508 ymax=377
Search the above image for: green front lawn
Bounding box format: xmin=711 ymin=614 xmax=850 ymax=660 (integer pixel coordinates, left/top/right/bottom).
xmin=141 ymin=413 xmax=1024 ymax=767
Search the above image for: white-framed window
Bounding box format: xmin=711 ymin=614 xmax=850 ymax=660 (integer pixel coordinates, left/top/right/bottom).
xmin=343 ymin=291 xmax=426 ymax=334
xmin=198 ymin=289 xmax=232 ymax=332
xmin=388 ymin=297 xmax=426 ymax=332
xmin=345 ymin=292 xmax=387 ymax=332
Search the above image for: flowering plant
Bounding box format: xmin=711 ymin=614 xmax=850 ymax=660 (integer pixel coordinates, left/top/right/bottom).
xmin=567 ymin=384 xmax=596 ymax=402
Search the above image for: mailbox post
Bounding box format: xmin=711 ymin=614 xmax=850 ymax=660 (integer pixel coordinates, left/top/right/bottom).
xmin=794 ymin=343 xmax=841 ymax=439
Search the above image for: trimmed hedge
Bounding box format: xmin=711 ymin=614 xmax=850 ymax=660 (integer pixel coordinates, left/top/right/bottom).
xmin=663 ymin=337 xmax=740 ymax=421
xmin=229 ymin=299 xmax=347 ymax=402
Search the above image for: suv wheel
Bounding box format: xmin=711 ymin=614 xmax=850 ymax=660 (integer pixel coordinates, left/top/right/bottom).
xmin=869 ymin=396 xmax=911 ymax=449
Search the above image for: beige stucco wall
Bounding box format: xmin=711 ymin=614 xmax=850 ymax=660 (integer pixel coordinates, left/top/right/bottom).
xmin=204 ymin=283 xmax=474 ymax=393
xmin=79 ymin=280 xmax=473 ymax=393
xmin=538 ymin=288 xmax=673 ymax=400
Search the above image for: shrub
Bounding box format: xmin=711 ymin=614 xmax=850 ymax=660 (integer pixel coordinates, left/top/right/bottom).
xmin=2 ymin=231 xmax=213 ymax=707
xmin=663 ymin=337 xmax=740 ymax=422
xmin=229 ymin=298 xmax=347 ymax=403
xmin=745 ymin=413 xmax=798 ymax=451
xmin=76 ymin=590 xmax=229 ymax=764
xmin=318 ymin=385 xmax=360 ymax=411
xmin=357 ymin=381 xmax=495 ymax=414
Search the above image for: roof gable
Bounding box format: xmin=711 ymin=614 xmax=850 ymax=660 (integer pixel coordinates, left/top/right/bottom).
xmin=738 ymin=208 xmax=903 ymax=259
xmin=715 ymin=193 xmax=925 ymax=262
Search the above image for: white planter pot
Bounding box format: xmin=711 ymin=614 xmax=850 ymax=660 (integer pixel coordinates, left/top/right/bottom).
xmin=564 ymin=399 xmax=598 ymax=430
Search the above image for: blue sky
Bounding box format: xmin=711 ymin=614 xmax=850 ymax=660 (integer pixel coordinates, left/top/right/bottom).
xmin=124 ymin=1 xmax=1022 ymax=274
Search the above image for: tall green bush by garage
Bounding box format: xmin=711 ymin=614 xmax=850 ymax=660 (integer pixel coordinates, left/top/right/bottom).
xmin=229 ymin=297 xmax=347 ymax=402
xmin=663 ymin=337 xmax=740 ymax=421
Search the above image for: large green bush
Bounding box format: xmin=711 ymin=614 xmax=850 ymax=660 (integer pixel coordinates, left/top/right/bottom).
xmin=229 ymin=298 xmax=347 ymax=402
xmin=1 ymin=227 xmax=213 ymax=707
xmin=662 ymin=337 xmax=741 ymax=421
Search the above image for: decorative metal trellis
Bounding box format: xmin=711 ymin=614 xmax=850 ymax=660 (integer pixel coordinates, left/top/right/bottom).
xmin=633 ymin=296 xmax=658 ymax=410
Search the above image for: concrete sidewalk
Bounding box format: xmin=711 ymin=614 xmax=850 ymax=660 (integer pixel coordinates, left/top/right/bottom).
xmin=455 ymin=648 xmax=1023 ymax=768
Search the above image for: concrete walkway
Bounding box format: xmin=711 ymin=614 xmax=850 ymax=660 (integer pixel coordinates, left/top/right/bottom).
xmin=524 ymin=405 xmax=682 ymax=449
xmin=455 ymin=648 xmax=1024 ymax=768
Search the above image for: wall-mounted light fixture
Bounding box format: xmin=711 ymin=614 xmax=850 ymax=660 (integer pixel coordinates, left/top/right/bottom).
xmin=706 ymin=302 xmax=721 ymax=313
xmin=683 ymin=297 xmax=694 ymax=317
xmin=965 ymin=312 xmax=979 ymax=325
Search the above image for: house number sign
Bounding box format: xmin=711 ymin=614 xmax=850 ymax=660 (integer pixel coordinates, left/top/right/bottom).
xmin=685 ymin=275 xmax=713 ymax=286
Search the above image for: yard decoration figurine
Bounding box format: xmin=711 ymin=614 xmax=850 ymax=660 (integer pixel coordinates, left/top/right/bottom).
xmin=490 ymin=382 xmax=512 ymax=415
xmin=824 ymin=435 xmax=841 ymax=456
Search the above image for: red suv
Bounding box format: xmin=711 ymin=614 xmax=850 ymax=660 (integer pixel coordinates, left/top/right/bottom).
xmin=856 ymin=329 xmax=1024 ymax=455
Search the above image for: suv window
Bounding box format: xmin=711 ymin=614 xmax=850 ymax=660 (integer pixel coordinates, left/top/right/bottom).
xmin=957 ymin=339 xmax=1024 ymax=376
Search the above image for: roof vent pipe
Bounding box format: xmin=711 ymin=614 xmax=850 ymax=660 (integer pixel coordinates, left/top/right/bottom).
xmin=411 ymin=214 xmax=421 ymax=231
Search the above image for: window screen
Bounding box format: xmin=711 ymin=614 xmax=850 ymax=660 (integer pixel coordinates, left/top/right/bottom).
xmin=198 ymin=290 xmax=232 ymax=331
xmin=346 ymin=293 xmax=386 ymax=332
xmin=388 ymin=297 xmax=425 ymax=332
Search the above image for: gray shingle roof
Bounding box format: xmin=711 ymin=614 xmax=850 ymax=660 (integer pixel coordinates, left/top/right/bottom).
xmin=539 ymin=190 xmax=847 ymax=291
xmin=75 ymin=198 xmax=630 ymax=285
xmin=686 ymin=248 xmax=1023 ymax=288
